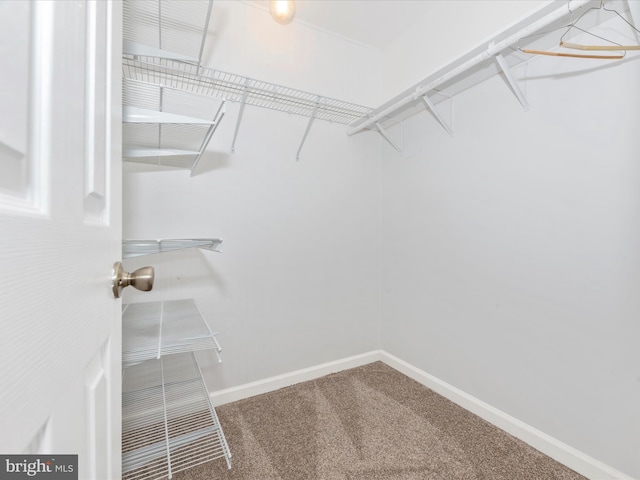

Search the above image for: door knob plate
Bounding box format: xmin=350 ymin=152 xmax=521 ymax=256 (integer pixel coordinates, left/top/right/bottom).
xmin=112 ymin=261 xmax=155 ymax=298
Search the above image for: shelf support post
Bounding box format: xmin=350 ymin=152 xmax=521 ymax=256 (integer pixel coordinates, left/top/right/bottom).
xmin=159 ymin=358 xmax=173 ymax=478
xmin=494 ymin=53 xmax=529 ymax=111
xmin=231 ymin=79 xmax=250 ymax=154
xmin=421 ymin=94 xmax=453 ymax=135
xmin=375 ymin=122 xmax=401 ymax=153
xmin=296 ymin=96 xmax=321 ymax=161
xmin=197 ymin=0 xmax=214 ymax=74
xmin=190 ymin=101 xmax=226 ymax=176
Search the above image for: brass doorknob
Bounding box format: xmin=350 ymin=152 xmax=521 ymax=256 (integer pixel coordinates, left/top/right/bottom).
xmin=112 ymin=261 xmax=154 ymax=298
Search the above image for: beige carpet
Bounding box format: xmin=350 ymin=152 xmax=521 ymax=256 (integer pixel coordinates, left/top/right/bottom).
xmin=174 ymin=361 xmax=585 ymax=480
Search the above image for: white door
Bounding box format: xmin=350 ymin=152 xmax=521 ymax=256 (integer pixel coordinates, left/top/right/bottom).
xmin=0 ymin=1 xmax=123 ymax=479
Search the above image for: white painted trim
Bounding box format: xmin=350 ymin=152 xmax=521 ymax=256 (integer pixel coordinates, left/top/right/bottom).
xmin=377 ymin=351 xmax=634 ymax=480
xmin=210 ymin=350 xmax=384 ymax=406
xmin=209 ymin=350 xmax=632 ymax=480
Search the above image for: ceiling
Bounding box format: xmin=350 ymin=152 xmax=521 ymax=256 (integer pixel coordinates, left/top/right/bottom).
xmin=245 ymin=0 xmax=436 ymax=49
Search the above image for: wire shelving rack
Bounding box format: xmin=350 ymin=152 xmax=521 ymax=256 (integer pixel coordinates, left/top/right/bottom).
xmin=122 ymin=299 xmax=223 ymax=368
xmin=122 ymin=78 xmax=225 ymax=174
xmin=122 ymin=56 xmax=373 ymax=126
xmin=122 ymin=352 xmax=232 ymax=480
xmin=122 ymin=0 xmax=374 ymax=161
xmin=123 ymin=0 xmax=212 ymax=64
xmin=123 ymin=238 xmax=222 ymax=258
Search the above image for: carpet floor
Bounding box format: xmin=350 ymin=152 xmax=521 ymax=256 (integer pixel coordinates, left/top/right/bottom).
xmin=174 ymin=361 xmax=586 ymax=479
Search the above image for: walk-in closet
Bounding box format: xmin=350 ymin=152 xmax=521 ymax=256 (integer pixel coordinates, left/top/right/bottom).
xmin=1 ymin=0 xmax=638 ymax=479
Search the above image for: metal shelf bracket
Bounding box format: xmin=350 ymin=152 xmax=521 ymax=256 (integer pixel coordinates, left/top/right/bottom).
xmin=375 ymin=121 xmax=402 ymax=153
xmin=230 ymin=79 xmax=250 ymax=154
xmin=296 ymin=96 xmax=321 ymax=161
xmin=421 ymin=94 xmax=453 ymax=135
xmin=190 ymin=101 xmax=226 ymax=176
xmin=494 ymin=52 xmax=529 ymax=111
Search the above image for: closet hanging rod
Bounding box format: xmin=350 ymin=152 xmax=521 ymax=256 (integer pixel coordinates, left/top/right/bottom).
xmin=561 ymin=41 xmax=640 ymax=50
xmin=347 ymin=0 xmax=591 ymax=136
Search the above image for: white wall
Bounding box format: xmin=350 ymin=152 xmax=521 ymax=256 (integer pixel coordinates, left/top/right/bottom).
xmin=203 ymin=0 xmax=383 ymax=106
xmin=123 ymin=1 xmax=640 ymax=477
xmin=122 ymin=0 xmax=382 ymax=389
xmin=381 ymin=0 xmax=550 ymax=98
xmin=379 ymin=37 xmax=640 ymax=479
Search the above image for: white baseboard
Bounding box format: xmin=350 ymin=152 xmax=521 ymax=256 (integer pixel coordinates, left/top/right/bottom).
xmin=209 ymin=349 xmax=632 ymax=480
xmin=378 ymin=351 xmax=633 ymax=480
xmin=210 ymin=350 xmax=384 ymax=406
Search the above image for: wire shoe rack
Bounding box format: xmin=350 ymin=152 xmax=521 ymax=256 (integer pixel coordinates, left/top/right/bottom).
xmin=123 ymin=238 xmax=223 ymax=258
xmin=122 ymin=299 xmax=223 ymax=368
xmin=122 ymin=352 xmax=231 ymax=480
xmin=120 ymin=299 xmax=231 ymax=478
xmin=118 ymin=0 xmax=372 ymax=476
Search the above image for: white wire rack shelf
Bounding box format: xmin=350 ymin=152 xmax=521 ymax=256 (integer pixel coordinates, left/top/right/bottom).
xmin=123 ymin=299 xmax=223 ymax=368
xmin=123 ymin=238 xmax=222 ymax=258
xmin=123 ymin=0 xmax=212 ymax=65
xmin=123 ymin=78 xmax=225 ymax=174
xmin=345 ymin=0 xmax=613 ymax=150
xmin=122 ymin=55 xmax=373 ymax=125
xmin=122 ymin=351 xmax=232 ymax=480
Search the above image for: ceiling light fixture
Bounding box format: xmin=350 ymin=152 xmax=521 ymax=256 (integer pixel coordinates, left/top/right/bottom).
xmin=269 ymin=0 xmax=296 ymax=25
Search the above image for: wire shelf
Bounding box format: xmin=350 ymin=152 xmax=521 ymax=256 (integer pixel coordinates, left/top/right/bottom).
xmin=122 ymin=56 xmax=373 ymax=125
xmin=123 ymin=238 xmax=222 ymax=258
xmin=123 ymin=0 xmax=212 ymax=64
xmin=122 ymin=78 xmax=225 ymax=173
xmin=124 ymin=78 xmax=223 ymax=121
xmin=123 ymin=299 xmax=222 ymax=368
xmin=122 ymin=352 xmax=231 ymax=479
xmin=124 ymin=123 xmax=208 ymax=151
